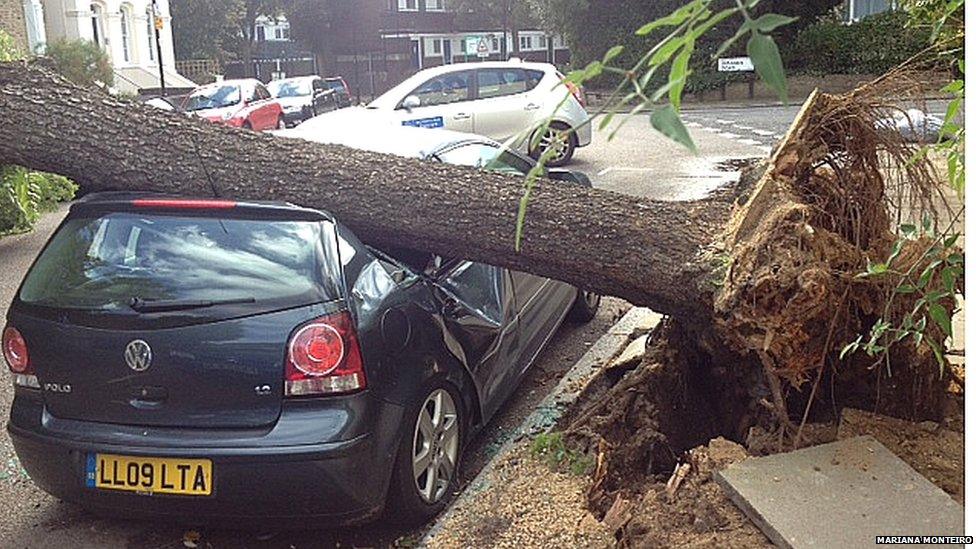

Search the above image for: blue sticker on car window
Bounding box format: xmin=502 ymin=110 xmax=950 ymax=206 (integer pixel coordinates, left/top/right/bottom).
xmin=402 ymin=116 xmax=445 ymax=129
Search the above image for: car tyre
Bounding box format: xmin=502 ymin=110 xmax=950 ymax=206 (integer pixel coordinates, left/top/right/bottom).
xmin=566 ymin=289 xmax=601 ymax=323
xmin=276 ymin=116 xmax=287 ymax=130
xmin=242 ymin=121 xmax=252 ymax=131
xmin=531 ymin=122 xmax=577 ymax=167
xmin=386 ymin=378 xmax=464 ymax=525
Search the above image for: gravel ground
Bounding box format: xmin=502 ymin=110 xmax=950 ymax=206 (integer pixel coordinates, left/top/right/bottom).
xmin=0 ymin=206 xmax=631 ymax=548
xmin=426 ymin=442 xmax=614 ymax=549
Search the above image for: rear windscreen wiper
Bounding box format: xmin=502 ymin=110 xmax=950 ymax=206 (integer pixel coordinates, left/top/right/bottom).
xmin=129 ymin=296 xmax=256 ymax=313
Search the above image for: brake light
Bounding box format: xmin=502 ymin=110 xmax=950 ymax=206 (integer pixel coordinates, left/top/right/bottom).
xmin=341 ymin=79 xmax=350 ymax=98
xmin=566 ymin=81 xmax=586 ymax=107
xmin=131 ymin=199 xmax=238 ymax=209
xmin=3 ymin=326 xmax=38 ymax=389
xmin=285 ymin=311 xmax=365 ymax=396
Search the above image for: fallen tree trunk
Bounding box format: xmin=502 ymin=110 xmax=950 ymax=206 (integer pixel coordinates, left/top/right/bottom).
xmin=0 ymin=60 xmax=730 ymax=319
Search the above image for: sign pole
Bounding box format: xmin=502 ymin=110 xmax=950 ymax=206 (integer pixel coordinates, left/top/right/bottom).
xmin=151 ymin=0 xmax=166 ymax=97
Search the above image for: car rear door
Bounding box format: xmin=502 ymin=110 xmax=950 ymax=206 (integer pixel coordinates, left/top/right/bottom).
xmin=253 ymin=82 xmax=277 ymax=129
xmin=469 ymin=68 xmax=544 ymax=143
xmin=395 ymin=70 xmax=474 ymax=133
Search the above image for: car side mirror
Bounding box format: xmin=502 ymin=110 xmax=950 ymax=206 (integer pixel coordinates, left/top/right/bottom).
xmin=402 ymin=95 xmax=421 ymax=112
xmin=547 ymin=169 xmax=593 ymax=187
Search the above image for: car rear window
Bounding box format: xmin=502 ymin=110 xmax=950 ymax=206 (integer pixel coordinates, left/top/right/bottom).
xmin=323 ymin=79 xmax=346 ymax=92
xmin=20 ymin=213 xmax=337 ymax=312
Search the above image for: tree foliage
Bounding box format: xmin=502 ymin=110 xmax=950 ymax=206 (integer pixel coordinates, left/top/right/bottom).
xmin=43 ymin=39 xmax=114 ymax=87
xmin=170 ymin=0 xmax=244 ymax=62
xmin=452 ymin=0 xmax=541 ymax=55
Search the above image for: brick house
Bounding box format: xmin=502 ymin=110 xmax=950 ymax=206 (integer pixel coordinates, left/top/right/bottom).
xmin=0 ymin=0 xmax=31 ymax=52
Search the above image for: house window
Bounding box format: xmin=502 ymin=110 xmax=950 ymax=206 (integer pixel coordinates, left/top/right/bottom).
xmin=398 ymin=0 xmax=418 ymax=11
xmin=256 ymin=25 xmax=266 ymax=41
xmin=90 ymin=3 xmax=105 ymax=47
xmin=847 ymin=0 xmax=895 ymax=22
xmin=519 ymin=36 xmax=531 ymax=50
xmin=119 ymin=6 xmax=132 ymax=63
xmin=146 ymin=10 xmax=155 ymax=61
xmin=491 ymin=36 xmax=499 ymax=51
xmin=425 ymin=0 xmax=445 ymax=11
xmin=274 ymin=25 xmax=289 ymax=40
xmin=537 ymin=36 xmax=546 ymax=49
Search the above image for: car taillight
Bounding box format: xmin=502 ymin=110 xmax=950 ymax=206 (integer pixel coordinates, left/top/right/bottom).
xmin=3 ymin=326 xmax=38 ymax=389
xmin=566 ymin=81 xmax=586 ymax=107
xmin=341 ymin=80 xmax=350 ymax=98
xmin=285 ymin=311 xmax=365 ymax=396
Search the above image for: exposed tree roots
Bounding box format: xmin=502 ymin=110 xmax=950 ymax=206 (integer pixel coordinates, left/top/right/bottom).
xmin=565 ymin=72 xmax=961 ymax=526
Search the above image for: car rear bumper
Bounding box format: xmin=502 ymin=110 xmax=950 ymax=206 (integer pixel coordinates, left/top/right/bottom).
xmin=282 ymin=110 xmax=309 ymax=127
xmin=7 ymin=390 xmax=404 ymax=526
xmin=575 ymin=119 xmax=593 ymax=148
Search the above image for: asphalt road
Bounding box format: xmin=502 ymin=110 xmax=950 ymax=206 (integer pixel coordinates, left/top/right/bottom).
xmin=0 ymin=102 xmax=866 ymax=548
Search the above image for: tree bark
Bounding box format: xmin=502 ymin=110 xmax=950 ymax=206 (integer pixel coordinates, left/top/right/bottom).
xmin=0 ymin=61 xmax=730 ymax=318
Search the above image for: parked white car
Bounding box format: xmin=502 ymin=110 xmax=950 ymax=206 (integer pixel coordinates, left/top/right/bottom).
xmin=305 ymin=60 xmax=592 ymax=166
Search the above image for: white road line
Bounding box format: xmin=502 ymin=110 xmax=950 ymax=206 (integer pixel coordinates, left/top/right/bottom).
xmin=751 ymin=128 xmax=775 ymax=136
xmin=702 ymin=127 xmax=721 ymax=133
xmin=597 ymin=167 xmax=659 ymax=176
xmin=719 ymin=132 xmax=739 ymax=139
xmin=715 ymin=119 xmax=734 ymax=125
xmin=732 ymin=124 xmax=753 ymax=131
xmin=736 ymin=138 xmax=764 ymax=146
xmin=686 ymin=121 xmax=702 ymax=128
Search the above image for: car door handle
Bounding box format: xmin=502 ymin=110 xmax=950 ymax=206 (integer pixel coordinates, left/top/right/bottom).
xmin=453 ymin=112 xmax=471 ymax=120
xmin=525 ymin=103 xmax=541 ymax=111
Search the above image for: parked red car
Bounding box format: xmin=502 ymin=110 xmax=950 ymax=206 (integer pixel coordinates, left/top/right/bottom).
xmin=182 ymin=79 xmax=284 ymax=131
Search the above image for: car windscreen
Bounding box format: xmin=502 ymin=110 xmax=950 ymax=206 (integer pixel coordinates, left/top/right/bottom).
xmin=19 ymin=213 xmax=337 ymax=314
xmin=270 ymin=80 xmax=312 ymax=98
xmin=322 ymin=79 xmax=346 ymax=92
xmin=435 ymin=142 xmax=533 ymax=176
xmin=183 ymin=85 xmax=241 ymax=111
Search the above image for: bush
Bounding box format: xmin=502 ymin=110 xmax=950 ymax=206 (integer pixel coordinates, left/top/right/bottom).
xmin=787 ymin=11 xmax=930 ymax=75
xmin=0 ymin=29 xmax=22 ymax=61
xmin=44 ymin=39 xmax=114 ymax=87
xmin=0 ymin=167 xmax=78 ymax=235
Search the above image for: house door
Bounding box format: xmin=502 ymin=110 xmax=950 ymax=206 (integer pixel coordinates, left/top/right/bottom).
xmin=442 ymin=39 xmax=452 ymax=65
xmin=412 ymin=39 xmax=422 ymax=70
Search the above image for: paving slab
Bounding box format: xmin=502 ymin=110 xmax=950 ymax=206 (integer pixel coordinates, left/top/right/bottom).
xmin=715 ymin=436 xmax=965 ymax=549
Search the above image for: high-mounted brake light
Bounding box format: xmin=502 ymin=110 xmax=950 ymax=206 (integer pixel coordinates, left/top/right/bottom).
xmin=131 ymin=199 xmax=238 ymax=209
xmin=3 ymin=326 xmax=38 ymax=389
xmin=285 ymin=311 xmax=365 ymax=396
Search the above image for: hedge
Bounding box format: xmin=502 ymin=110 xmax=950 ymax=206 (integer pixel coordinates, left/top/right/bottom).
xmin=786 ymin=11 xmax=930 ymax=75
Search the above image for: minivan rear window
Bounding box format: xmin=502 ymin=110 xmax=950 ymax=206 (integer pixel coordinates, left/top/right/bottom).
xmin=20 ymin=213 xmax=336 ymax=312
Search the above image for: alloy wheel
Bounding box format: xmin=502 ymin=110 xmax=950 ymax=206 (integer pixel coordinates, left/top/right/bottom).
xmin=412 ymin=388 xmax=460 ymax=504
xmin=539 ymin=127 xmax=571 ymax=163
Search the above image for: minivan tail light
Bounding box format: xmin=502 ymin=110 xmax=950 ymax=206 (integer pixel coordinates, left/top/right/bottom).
xmin=285 ymin=311 xmax=365 ymax=396
xmin=3 ymin=326 xmax=38 ymax=389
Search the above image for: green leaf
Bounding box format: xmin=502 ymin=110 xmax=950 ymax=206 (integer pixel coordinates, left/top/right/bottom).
xmin=650 ymin=105 xmax=697 ymax=153
xmin=603 ymin=45 xmax=625 ymax=64
xmin=582 ymin=61 xmax=604 ymax=80
xmin=750 ymin=14 xmax=797 ymax=33
xmin=746 ymin=33 xmax=788 ymax=104
xmin=941 ymin=266 xmax=961 ymax=293
xmin=669 ymin=45 xmax=693 ymax=108
xmin=895 ymin=284 xmax=916 ymax=294
xmin=899 ymin=223 xmax=917 ymax=238
xmin=650 ymin=36 xmax=686 ymax=67
xmin=635 ymin=2 xmax=700 ymax=35
xmin=928 ymin=302 xmax=953 ymax=340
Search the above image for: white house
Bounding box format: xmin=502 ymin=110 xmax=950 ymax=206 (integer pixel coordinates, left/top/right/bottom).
xmin=27 ymin=0 xmax=195 ymax=94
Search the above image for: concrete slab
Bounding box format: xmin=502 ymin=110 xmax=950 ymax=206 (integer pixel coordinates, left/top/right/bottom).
xmin=715 ymin=436 xmax=965 ymax=549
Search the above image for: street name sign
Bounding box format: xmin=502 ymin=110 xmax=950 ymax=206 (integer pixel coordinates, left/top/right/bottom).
xmin=718 ymin=57 xmax=754 ymax=72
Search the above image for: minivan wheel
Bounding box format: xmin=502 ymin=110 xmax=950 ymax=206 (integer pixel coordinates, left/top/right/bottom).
xmin=387 ymin=379 xmax=463 ymax=525
xmin=531 ymin=123 xmax=577 ymax=167
xmin=567 ymin=289 xmax=601 ymax=323
xmin=276 ymin=117 xmax=287 ymax=130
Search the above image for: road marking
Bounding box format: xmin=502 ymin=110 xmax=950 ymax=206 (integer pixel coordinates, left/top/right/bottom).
xmin=732 ymin=124 xmax=753 ymax=131
xmin=701 ymin=127 xmax=721 ymax=133
xmin=719 ymin=132 xmax=739 ymax=139
xmin=752 ymin=128 xmax=775 ymax=136
xmin=736 ymin=138 xmax=764 ymax=146
xmin=686 ymin=121 xmax=702 ymax=128
xmin=759 ymin=145 xmax=773 ymax=155
xmin=715 ymin=119 xmax=734 ymax=125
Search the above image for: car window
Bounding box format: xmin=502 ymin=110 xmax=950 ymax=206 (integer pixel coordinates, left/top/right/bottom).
xmin=183 ymin=85 xmax=241 ymax=111
xmin=269 ymin=80 xmax=312 ymax=98
xmin=242 ymin=84 xmax=258 ymax=103
xmin=323 ymin=79 xmax=347 ymax=93
xmin=525 ymin=69 xmax=545 ymax=91
xmin=405 ymin=72 xmax=471 ymax=108
xmin=255 ymin=83 xmax=271 ymax=100
xmin=476 ymin=69 xmax=529 ymax=99
xmin=435 ymin=142 xmax=533 ymax=176
xmin=19 ymin=213 xmax=337 ymax=311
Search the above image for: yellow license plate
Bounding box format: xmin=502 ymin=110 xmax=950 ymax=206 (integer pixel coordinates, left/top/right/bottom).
xmin=86 ymin=453 xmax=213 ymax=496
